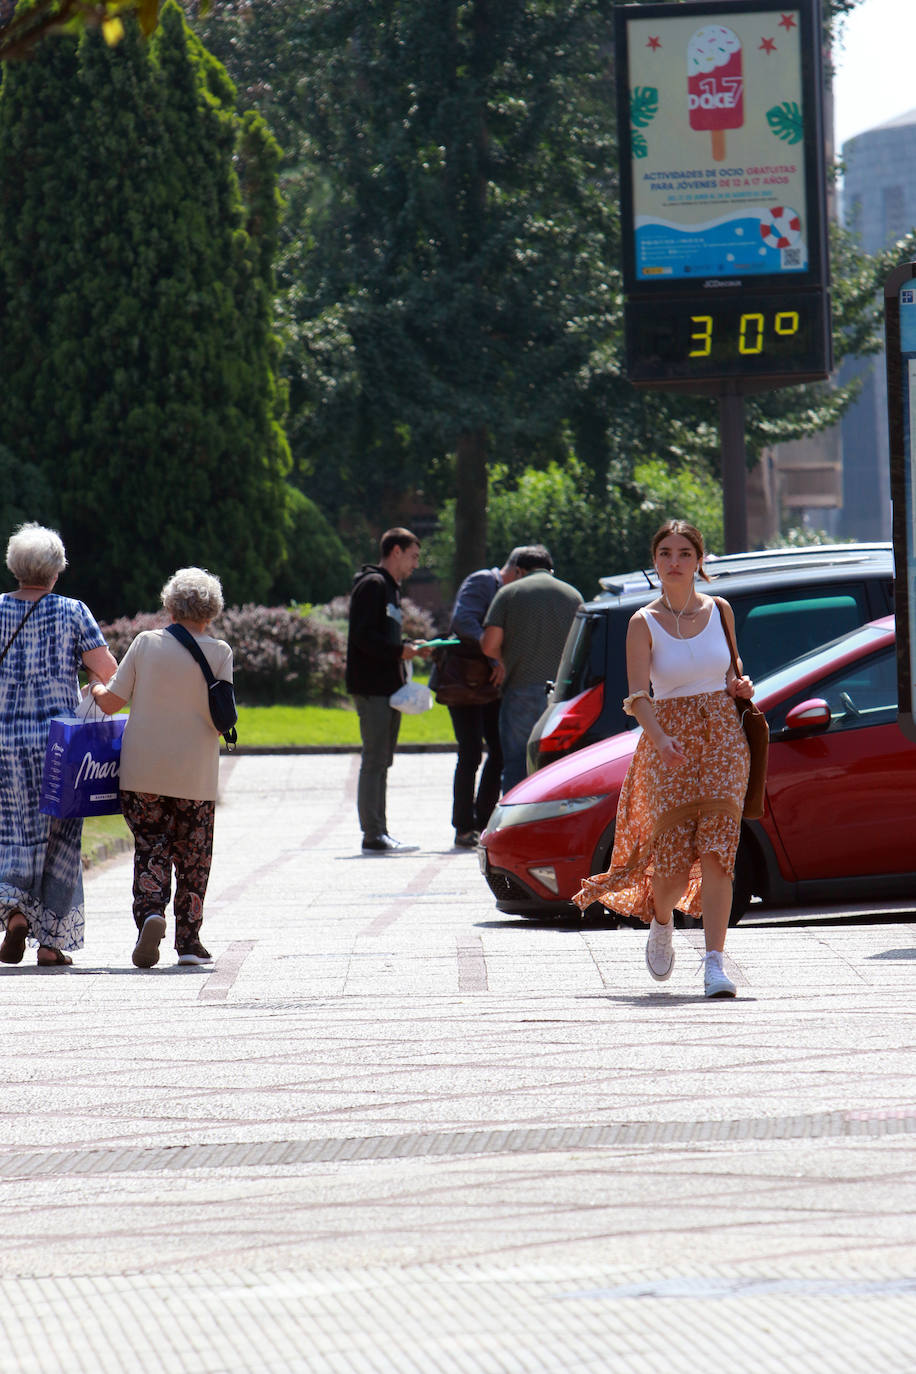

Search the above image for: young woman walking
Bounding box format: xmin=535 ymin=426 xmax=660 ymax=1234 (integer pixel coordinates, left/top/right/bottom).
xmin=574 ymin=520 xmax=754 ymax=997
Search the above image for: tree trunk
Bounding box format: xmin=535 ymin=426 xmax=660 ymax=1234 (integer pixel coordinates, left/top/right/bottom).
xmin=453 ymin=426 xmax=489 ymax=589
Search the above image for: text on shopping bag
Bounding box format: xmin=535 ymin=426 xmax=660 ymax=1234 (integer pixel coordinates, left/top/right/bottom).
xmin=39 ymin=713 xmax=127 ymax=818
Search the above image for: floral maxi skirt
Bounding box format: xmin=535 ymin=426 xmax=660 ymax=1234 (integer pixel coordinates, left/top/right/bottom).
xmin=573 ymin=690 xmax=750 ymax=923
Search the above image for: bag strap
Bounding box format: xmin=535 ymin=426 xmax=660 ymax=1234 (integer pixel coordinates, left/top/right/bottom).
xmin=713 ymin=596 xmax=741 ymax=678
xmin=165 ymin=622 xmax=218 ymax=686
xmin=0 ymin=593 xmax=46 ymax=669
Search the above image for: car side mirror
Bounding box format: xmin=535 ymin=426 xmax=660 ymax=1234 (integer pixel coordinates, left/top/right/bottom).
xmin=784 ymin=698 xmax=832 ymax=733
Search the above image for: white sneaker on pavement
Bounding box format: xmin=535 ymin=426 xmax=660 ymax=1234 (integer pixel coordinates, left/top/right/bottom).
xmin=645 ymin=917 xmax=675 ymax=981
xmin=703 ymin=950 xmax=737 ymax=998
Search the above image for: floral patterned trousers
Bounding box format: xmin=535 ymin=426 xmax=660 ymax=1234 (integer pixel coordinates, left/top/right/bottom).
xmin=120 ymin=791 xmax=215 ymax=948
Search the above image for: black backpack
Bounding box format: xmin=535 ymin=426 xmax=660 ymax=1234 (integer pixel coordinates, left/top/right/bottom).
xmin=165 ymin=623 xmax=238 ymax=750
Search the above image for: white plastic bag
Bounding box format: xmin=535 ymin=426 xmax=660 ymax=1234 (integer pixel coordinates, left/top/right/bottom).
xmin=389 ymin=661 xmax=433 ymax=714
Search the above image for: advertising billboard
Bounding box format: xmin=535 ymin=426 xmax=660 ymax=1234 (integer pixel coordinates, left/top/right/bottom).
xmin=617 ymin=0 xmax=831 ymax=389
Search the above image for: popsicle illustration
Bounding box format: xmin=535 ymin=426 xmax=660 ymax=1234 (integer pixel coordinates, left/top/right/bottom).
xmin=687 ymin=25 xmax=744 ymax=162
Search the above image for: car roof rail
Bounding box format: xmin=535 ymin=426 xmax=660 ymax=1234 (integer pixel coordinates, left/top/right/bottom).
xmin=597 ymin=542 xmax=892 ymax=594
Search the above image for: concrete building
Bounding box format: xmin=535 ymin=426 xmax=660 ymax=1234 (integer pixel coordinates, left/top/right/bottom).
xmin=835 ymin=108 xmax=916 ymax=541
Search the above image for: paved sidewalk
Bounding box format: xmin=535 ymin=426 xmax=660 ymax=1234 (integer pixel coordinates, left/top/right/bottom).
xmin=3 ymin=754 xmax=916 ymax=1372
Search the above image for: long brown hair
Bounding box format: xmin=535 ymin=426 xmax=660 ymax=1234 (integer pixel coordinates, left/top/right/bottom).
xmin=650 ymin=519 xmax=711 ymax=582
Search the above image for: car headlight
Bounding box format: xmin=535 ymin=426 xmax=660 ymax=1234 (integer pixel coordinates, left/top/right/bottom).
xmin=486 ymin=795 xmax=608 ymax=830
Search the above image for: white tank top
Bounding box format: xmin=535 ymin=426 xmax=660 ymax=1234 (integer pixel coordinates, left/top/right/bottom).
xmin=644 ymin=603 xmax=731 ymax=699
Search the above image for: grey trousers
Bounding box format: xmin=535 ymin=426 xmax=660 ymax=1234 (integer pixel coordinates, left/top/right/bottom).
xmin=354 ymin=694 xmax=402 ymax=840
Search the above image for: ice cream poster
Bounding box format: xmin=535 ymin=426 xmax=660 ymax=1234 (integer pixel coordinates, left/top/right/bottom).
xmin=623 ymin=8 xmax=810 ymax=282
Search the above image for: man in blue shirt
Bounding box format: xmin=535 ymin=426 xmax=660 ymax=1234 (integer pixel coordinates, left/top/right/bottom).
xmin=438 ymin=551 xmax=526 ymax=846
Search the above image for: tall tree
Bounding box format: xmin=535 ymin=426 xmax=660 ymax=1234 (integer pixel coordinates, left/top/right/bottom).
xmin=188 ymin=0 xmax=877 ymax=583
xmin=0 ymin=2 xmax=290 ymax=617
xmin=204 ymin=0 xmax=616 ymax=582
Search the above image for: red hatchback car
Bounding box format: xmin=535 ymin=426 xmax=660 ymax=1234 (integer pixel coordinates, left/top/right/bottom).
xmin=479 ymin=616 xmax=916 ymax=924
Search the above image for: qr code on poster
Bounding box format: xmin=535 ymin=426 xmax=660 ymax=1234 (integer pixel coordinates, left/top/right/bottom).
xmin=782 ymin=248 xmax=803 ymax=268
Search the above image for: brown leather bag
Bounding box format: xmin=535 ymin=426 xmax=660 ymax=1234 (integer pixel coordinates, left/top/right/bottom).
xmin=714 ymin=597 xmax=768 ymax=820
xmin=433 ymin=644 xmax=500 ymax=707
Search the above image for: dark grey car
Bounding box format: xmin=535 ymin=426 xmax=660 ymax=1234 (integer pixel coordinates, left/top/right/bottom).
xmin=527 ymin=544 xmax=895 ymax=771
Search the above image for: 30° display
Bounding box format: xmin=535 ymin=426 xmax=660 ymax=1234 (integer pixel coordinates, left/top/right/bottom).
xmin=624 ymin=291 xmax=830 ymax=385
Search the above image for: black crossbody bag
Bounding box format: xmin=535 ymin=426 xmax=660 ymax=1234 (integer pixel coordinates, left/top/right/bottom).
xmin=166 ymin=623 xmax=238 ymax=750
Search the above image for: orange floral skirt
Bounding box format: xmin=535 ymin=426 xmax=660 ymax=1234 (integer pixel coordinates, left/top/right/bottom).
xmin=573 ymin=691 xmax=749 ymax=923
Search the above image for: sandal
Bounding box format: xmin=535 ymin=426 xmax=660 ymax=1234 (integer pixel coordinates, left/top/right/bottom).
xmin=0 ymin=914 xmax=28 ymax=965
xmin=37 ymin=947 xmax=73 ymax=967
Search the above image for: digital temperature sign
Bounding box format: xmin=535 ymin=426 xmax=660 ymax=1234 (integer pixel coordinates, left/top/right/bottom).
xmin=625 ymin=290 xmax=831 ymax=386
xmin=616 ymin=0 xmax=831 ymax=392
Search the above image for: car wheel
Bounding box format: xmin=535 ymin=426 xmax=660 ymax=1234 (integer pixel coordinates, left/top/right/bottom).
xmin=729 ymin=837 xmax=755 ymax=926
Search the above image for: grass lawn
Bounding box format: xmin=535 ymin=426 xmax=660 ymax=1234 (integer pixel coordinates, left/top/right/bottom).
xmin=235 ymin=700 xmax=455 ymax=748
xmin=82 ymin=812 xmax=131 ymax=866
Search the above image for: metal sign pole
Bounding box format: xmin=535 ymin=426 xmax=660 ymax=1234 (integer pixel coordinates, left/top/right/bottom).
xmin=719 ymin=388 xmax=748 ymax=552
xmin=885 ymin=262 xmax=916 ymax=741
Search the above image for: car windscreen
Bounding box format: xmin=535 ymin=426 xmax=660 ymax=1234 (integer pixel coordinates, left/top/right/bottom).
xmin=755 ymin=622 xmax=888 ymax=703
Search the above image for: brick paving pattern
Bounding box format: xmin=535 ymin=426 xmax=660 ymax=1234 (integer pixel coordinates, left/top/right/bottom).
xmin=2 ymin=754 xmax=916 ymax=1372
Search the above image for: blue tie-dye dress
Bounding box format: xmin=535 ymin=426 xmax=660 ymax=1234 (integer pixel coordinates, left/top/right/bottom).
xmin=0 ymin=593 xmax=107 ymax=951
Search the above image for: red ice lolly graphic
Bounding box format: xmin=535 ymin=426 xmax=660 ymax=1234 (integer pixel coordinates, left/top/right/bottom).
xmin=687 ymin=26 xmax=744 ymax=162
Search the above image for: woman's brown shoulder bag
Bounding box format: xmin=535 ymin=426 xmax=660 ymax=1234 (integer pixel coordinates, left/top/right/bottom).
xmin=713 ymin=596 xmax=768 ymax=820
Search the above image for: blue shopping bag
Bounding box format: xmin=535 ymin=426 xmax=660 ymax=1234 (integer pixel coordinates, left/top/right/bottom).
xmin=39 ymin=713 xmax=126 ymax=818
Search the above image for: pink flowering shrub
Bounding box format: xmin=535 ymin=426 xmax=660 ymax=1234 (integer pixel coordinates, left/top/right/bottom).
xmin=99 ymin=595 xmax=437 ymax=705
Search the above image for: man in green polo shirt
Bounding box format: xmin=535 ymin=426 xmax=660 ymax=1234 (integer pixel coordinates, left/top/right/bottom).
xmin=481 ymin=545 xmax=582 ymax=793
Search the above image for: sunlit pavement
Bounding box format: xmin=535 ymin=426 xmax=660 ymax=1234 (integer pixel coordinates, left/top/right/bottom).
xmin=3 ymin=753 xmax=916 ymax=1373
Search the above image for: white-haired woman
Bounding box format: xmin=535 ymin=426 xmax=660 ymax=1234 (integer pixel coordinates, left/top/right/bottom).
xmin=0 ymin=523 xmax=118 ymax=968
xmin=91 ymin=568 xmax=233 ymax=969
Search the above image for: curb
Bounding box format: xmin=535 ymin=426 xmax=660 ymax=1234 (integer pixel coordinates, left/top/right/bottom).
xmin=227 ymin=743 xmax=458 ymax=755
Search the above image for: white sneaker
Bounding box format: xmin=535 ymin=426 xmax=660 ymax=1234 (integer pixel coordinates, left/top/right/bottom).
xmin=703 ymin=950 xmax=737 ymax=999
xmin=645 ymin=918 xmax=674 ymax=981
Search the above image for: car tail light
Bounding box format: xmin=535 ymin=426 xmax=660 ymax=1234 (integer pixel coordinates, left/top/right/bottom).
xmin=536 ymin=683 xmax=604 ymax=755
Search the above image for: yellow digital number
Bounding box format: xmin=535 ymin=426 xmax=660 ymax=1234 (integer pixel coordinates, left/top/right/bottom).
xmin=688 ymin=315 xmax=713 ymax=357
xmin=738 ymin=313 xmax=765 ymax=355
xmin=775 ymin=311 xmax=800 ymax=336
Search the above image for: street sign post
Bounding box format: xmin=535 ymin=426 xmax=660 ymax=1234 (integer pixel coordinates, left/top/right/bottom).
xmin=885 ymin=263 xmax=916 ymax=742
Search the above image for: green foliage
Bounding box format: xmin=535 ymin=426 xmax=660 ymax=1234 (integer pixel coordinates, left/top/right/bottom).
xmin=766 ymin=527 xmax=855 ymax=549
xmin=0 ymin=3 xmax=290 ymax=619
xmin=0 ymin=446 xmax=58 ymax=546
xmin=631 ymin=460 xmax=724 ymax=554
xmin=268 ymin=484 xmax=353 ymax=606
xmin=0 ymin=0 xmax=162 ymax=63
xmin=180 ymin=0 xmax=881 ymax=584
xmin=429 ymin=455 xmax=725 ymax=600
xmin=188 ymin=0 xmax=618 ymax=558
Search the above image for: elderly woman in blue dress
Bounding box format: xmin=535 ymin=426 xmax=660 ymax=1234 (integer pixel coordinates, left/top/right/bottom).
xmin=0 ymin=524 xmax=118 ymax=967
